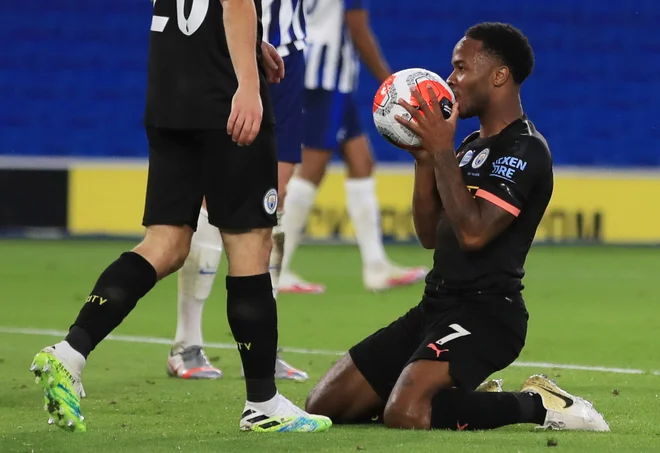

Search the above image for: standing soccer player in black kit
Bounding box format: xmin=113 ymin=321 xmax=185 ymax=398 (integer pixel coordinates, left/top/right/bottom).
xmin=305 ymin=22 xmax=610 ymax=432
xmin=29 ymin=0 xmax=331 ymax=434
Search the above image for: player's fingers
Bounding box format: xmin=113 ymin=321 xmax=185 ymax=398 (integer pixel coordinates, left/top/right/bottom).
xmin=235 ymin=123 xmax=247 ymax=146
xmin=238 ymin=114 xmax=259 ymax=146
xmin=232 ymin=112 xmax=247 ymax=143
xmin=227 ymin=108 xmax=238 ymax=135
xmin=237 ymin=114 xmax=252 ymax=145
xmin=395 ymin=114 xmax=422 ymax=136
xmin=239 ymin=110 xmax=259 ymax=146
xmin=397 ymin=98 xmax=423 ymax=122
xmin=274 ymin=54 xmax=285 ymax=80
xmin=246 ymin=115 xmax=262 ymax=145
xmin=262 ymin=46 xmax=278 ymax=71
xmin=427 ymin=85 xmax=441 ymax=114
xmin=412 ymin=88 xmax=432 ymax=118
xmin=266 ymin=68 xmax=278 ymax=84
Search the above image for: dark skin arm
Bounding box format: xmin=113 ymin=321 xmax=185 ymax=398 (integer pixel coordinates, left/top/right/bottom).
xmin=411 ymin=155 xmax=442 ymax=249
xmin=345 ymin=9 xmax=391 ymax=83
xmin=396 ymin=89 xmax=514 ymax=251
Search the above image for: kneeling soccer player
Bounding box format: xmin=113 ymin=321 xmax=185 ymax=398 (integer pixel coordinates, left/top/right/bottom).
xmin=305 ymin=22 xmax=609 ymax=432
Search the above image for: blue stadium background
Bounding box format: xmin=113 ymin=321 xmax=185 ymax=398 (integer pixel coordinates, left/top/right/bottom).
xmin=2 ymin=1 xmax=659 ymax=166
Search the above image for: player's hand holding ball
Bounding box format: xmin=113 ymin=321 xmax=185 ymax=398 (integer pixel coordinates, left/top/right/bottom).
xmin=396 ymin=89 xmax=459 ymax=156
xmin=228 ymin=82 xmax=263 ymax=146
xmin=372 ymin=68 xmax=457 ymax=156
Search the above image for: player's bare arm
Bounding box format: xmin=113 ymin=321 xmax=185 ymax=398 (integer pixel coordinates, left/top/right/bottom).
xmin=345 ymin=9 xmax=391 ymax=83
xmin=411 ymin=155 xmax=442 ymax=249
xmin=397 ymin=89 xmax=514 ymax=250
xmin=222 ymin=0 xmax=262 ymax=146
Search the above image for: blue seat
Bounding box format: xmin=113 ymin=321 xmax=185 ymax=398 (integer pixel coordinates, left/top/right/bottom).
xmin=1 ymin=0 xmax=659 ymax=166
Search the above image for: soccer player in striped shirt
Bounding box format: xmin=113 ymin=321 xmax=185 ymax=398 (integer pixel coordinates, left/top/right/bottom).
xmin=165 ymin=0 xmax=311 ymax=382
xmin=279 ymin=0 xmax=429 ymax=294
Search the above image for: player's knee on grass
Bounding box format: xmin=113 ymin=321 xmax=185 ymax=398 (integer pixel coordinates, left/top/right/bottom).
xmin=221 ymin=228 xmax=272 ymax=277
xmin=299 ymin=148 xmax=333 ymax=186
xmin=133 ymin=225 xmax=193 ymax=279
xmin=383 ymin=360 xmax=454 ymax=430
xmin=306 ymin=354 xmax=385 ymax=423
xmin=342 ymin=135 xmax=374 ymax=179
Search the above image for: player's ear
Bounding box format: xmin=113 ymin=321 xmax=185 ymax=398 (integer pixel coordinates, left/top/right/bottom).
xmin=493 ymin=66 xmax=509 ymax=87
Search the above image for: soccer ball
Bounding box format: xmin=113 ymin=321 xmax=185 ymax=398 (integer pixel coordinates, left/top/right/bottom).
xmin=372 ymin=68 xmax=455 ymax=149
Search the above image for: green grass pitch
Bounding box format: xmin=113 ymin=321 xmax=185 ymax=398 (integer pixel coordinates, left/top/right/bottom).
xmin=0 ymin=239 xmax=659 ymax=452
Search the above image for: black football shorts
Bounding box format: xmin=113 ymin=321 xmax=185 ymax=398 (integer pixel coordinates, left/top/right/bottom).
xmin=349 ymin=294 xmax=529 ymax=401
xmin=142 ymin=125 xmax=278 ymax=231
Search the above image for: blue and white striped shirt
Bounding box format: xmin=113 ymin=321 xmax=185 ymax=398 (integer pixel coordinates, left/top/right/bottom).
xmin=304 ymin=0 xmax=367 ymax=93
xmin=261 ymin=0 xmax=307 ymax=57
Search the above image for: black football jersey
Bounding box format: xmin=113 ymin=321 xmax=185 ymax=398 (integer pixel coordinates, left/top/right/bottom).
xmin=144 ymin=0 xmax=273 ymax=129
xmin=425 ymin=116 xmax=554 ymax=297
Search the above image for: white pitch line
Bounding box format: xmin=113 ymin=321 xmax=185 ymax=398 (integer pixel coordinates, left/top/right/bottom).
xmin=0 ymin=327 xmax=346 ymax=357
xmin=1 ymin=326 xmax=659 ymax=376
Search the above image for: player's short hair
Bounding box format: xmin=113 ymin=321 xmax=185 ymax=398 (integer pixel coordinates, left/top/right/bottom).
xmin=466 ymin=22 xmax=534 ymax=85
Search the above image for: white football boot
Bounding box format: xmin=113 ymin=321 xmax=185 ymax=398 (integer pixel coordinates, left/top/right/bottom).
xmin=363 ymin=262 xmax=428 ymax=292
xmin=239 ymin=393 xmax=331 ymax=432
xmin=240 ymin=349 xmax=309 ymax=382
xmin=520 ymin=374 xmax=610 ymax=432
xmin=278 ymin=271 xmax=326 ymax=294
xmin=167 ymin=346 xmax=223 ymax=380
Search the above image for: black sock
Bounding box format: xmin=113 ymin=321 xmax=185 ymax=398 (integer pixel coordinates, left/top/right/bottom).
xmin=431 ymin=390 xmax=547 ymax=430
xmin=516 ymin=391 xmax=547 ymax=425
xmin=226 ymin=273 xmax=278 ymax=403
xmin=65 ymin=252 xmax=157 ymax=358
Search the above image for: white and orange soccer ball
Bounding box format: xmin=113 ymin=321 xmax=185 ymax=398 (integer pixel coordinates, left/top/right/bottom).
xmin=372 ymin=68 xmax=455 ymax=149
